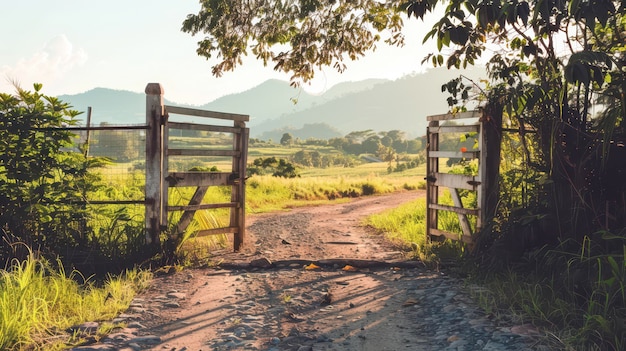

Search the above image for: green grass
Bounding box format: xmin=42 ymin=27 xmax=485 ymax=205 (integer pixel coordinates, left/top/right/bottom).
xmin=466 ymin=241 xmax=626 ymax=351
xmin=0 ymin=254 xmax=151 ymax=350
xmin=245 ymin=174 xmax=424 ymax=213
xmin=365 ymin=199 xmax=428 ymax=246
xmin=364 ymin=190 xmax=470 ymax=263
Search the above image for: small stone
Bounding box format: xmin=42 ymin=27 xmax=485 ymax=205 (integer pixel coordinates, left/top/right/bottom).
xmin=250 ymin=257 xmax=273 ymax=268
xmin=447 ymin=335 xmax=460 ymax=343
xmin=166 ymin=292 xmax=186 ymax=299
xmin=128 ymin=307 xmax=146 ymax=313
xmin=270 ymin=336 xmax=281 ymax=345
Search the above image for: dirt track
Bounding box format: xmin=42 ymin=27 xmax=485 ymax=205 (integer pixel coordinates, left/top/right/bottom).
xmin=80 ymin=190 xmax=545 ymax=351
xmin=140 ymin=191 xmax=426 ymax=350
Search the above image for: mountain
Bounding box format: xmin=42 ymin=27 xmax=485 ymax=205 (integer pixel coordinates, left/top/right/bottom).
xmin=60 ymin=78 xmax=385 ymax=127
xmin=252 ymin=67 xmax=486 ymax=138
xmin=59 ymin=88 xmax=177 ymax=125
xmin=58 ymin=67 xmax=487 ymax=138
xmin=197 ymin=78 xmax=388 ymax=125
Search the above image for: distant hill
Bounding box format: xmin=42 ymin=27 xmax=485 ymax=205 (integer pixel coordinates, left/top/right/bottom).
xmin=59 ymin=88 xmax=177 ymax=125
xmin=197 ymin=78 xmax=387 ymax=125
xmin=251 ymin=67 xmax=486 ymax=138
xmin=59 ymin=67 xmax=486 ymax=138
xmin=257 ymin=123 xmax=343 ymax=141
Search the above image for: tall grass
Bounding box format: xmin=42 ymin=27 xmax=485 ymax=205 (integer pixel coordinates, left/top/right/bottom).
xmin=0 ymin=254 xmax=151 ymax=350
xmin=365 ymin=190 xmax=466 ymax=263
xmin=246 ymin=174 xmax=424 ymax=213
xmin=469 ymin=237 xmax=626 ymax=351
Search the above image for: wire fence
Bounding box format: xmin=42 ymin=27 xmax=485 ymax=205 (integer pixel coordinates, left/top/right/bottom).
xmin=81 ymin=126 xmax=147 ymax=203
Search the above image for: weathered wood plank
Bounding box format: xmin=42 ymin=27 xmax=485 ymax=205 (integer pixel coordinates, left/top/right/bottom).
xmin=165 ymin=105 xmax=249 ymax=122
xmin=432 ymin=173 xmax=481 ymax=190
xmin=428 ymin=151 xmax=480 ymax=159
xmin=168 ymin=121 xmax=241 ymax=134
xmin=173 ymin=186 xmax=209 ymax=238
xmin=428 ymin=203 xmax=479 ymax=216
xmin=429 ymin=228 xmax=473 ymax=244
xmin=166 ymin=172 xmax=236 ymax=187
xmin=426 ymin=121 xmax=439 ymax=243
xmin=196 ymin=227 xmax=239 ymax=237
xmin=427 ymin=110 xmax=481 ymax=122
xmin=430 ymin=125 xmax=480 ymax=134
xmin=168 ymin=202 xmax=238 ymax=211
xmin=145 ymin=83 xmax=165 ymax=245
xmin=168 ymin=149 xmax=239 ymax=157
xmin=233 ymin=127 xmax=249 ymax=251
xmin=451 ymin=189 xmax=473 ymax=237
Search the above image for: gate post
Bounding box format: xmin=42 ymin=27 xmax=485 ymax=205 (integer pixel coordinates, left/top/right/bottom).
xmin=426 ymin=120 xmax=439 ymax=240
xmin=480 ymin=103 xmax=503 ymax=226
xmin=232 ymin=122 xmax=249 ymax=251
xmin=145 ymin=83 xmax=165 ymax=245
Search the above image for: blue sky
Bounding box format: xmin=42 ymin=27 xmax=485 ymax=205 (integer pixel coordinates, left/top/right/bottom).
xmin=1 ymin=1 xmax=439 ymax=105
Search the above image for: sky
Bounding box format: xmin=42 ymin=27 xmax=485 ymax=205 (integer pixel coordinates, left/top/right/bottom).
xmin=1 ymin=1 xmax=442 ymax=105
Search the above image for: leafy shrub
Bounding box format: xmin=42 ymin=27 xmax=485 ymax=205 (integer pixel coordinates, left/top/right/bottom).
xmin=0 ymin=84 xmax=107 ymax=262
xmin=247 ymin=157 xmax=300 ymax=178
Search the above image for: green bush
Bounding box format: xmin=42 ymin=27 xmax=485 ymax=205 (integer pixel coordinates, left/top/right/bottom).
xmin=0 ymin=84 xmax=104 ymax=262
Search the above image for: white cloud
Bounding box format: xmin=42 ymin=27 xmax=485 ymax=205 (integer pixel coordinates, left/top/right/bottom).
xmin=1 ymin=35 xmax=87 ymax=92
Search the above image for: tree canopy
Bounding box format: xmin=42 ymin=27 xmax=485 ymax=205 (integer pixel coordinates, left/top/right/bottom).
xmin=182 ymin=0 xmax=406 ymax=84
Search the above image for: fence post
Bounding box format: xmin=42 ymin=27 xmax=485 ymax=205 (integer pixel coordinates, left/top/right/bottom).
xmin=426 ymin=120 xmax=439 ymax=240
xmin=145 ymin=83 xmax=165 ymax=246
xmin=232 ymin=122 xmax=249 ymax=251
xmin=480 ymin=103 xmax=503 ymax=227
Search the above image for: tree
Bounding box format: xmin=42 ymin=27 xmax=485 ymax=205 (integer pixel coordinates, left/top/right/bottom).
xmin=182 ymin=0 xmax=404 ymax=84
xmin=280 ymin=132 xmax=294 ymax=146
xmin=362 ymin=135 xmax=382 ymax=154
xmin=406 ymin=139 xmax=422 ymax=154
xmin=377 ymin=144 xmax=396 ymax=171
xmin=248 ymin=157 xmax=300 ymax=177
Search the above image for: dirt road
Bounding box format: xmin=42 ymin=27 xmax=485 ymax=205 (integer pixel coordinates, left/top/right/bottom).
xmin=79 ymin=190 xmax=545 ymax=351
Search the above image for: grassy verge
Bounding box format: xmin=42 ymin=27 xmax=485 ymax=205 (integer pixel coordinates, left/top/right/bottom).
xmin=0 ymin=254 xmax=151 ymax=350
xmin=364 ymin=193 xmax=626 ymax=350
xmin=466 ymin=242 xmax=626 ymax=351
xmin=364 ymin=191 xmax=467 ymax=264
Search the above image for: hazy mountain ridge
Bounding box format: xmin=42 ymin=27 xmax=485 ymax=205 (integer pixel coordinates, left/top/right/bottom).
xmin=59 ymin=67 xmax=486 ymax=138
xmin=253 ymin=68 xmax=486 ymax=138
xmin=59 ymin=88 xmax=176 ymax=125
xmin=197 ymin=78 xmax=387 ymax=125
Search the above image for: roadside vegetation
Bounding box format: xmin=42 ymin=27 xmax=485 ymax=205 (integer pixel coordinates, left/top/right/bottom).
xmin=0 ymin=252 xmax=151 ymax=350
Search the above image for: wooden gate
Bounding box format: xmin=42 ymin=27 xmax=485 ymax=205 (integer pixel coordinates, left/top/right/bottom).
xmin=144 ymin=83 xmax=249 ymax=251
xmin=426 ymin=110 xmax=485 ymax=244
